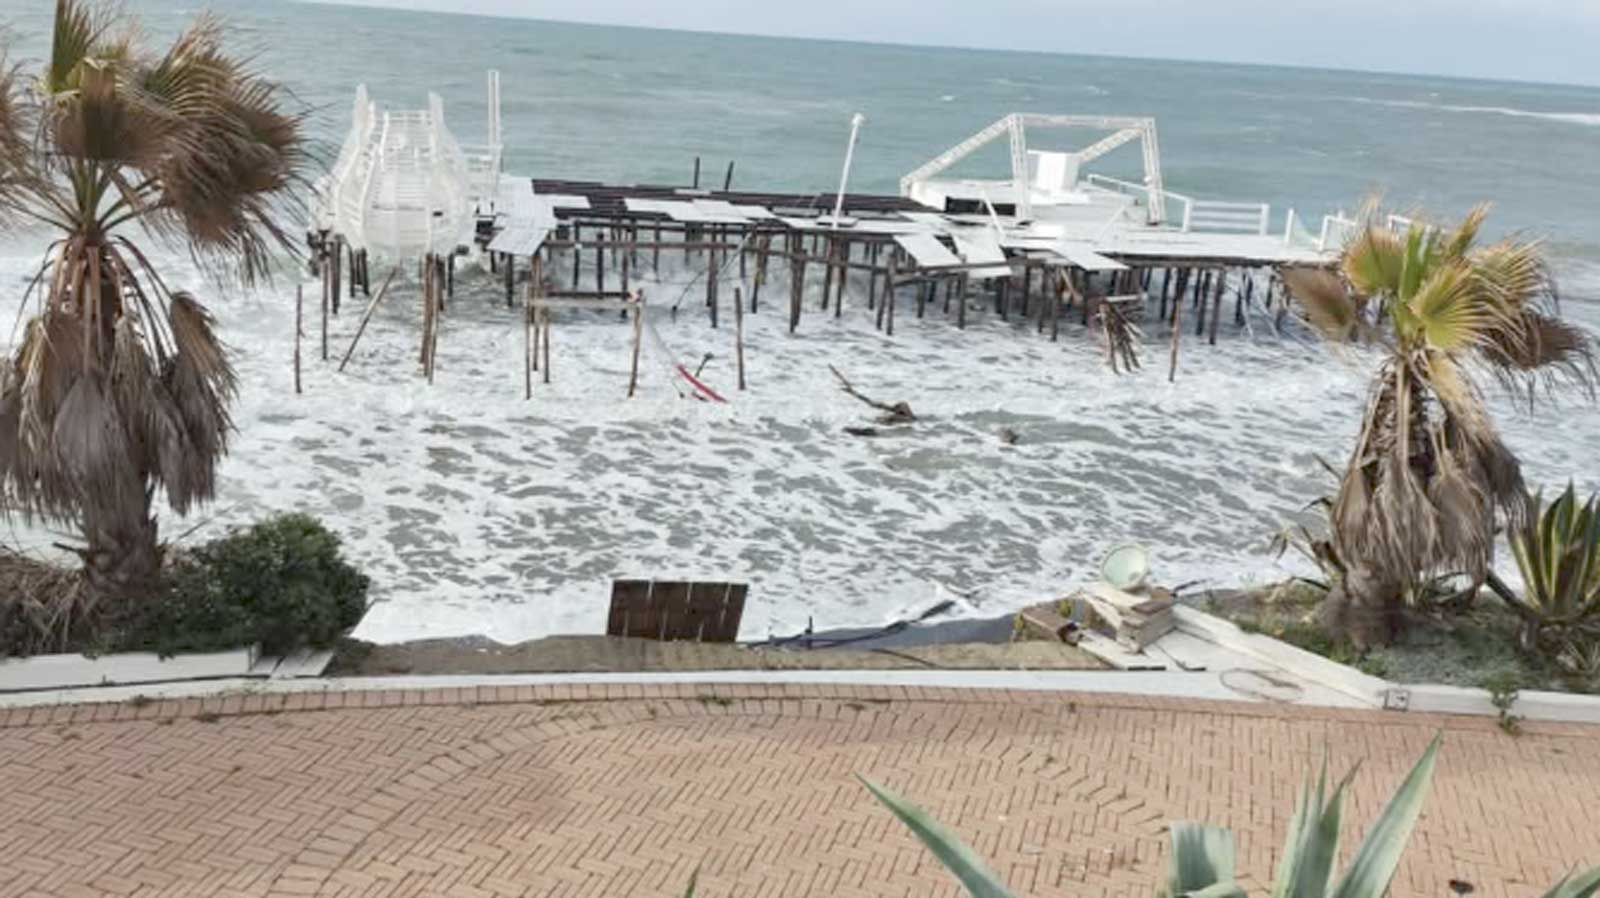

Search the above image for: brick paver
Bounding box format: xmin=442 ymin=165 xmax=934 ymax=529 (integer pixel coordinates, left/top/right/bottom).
xmin=1 ymin=684 xmax=1596 ymax=898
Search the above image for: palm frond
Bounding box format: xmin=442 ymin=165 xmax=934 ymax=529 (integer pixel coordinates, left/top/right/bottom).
xmin=47 ymin=0 xmax=111 ymax=95
xmin=1408 ymin=261 xmax=1502 ymax=354
xmin=1341 ymin=227 xmax=1404 ymax=298
xmin=1282 ymin=268 xmax=1362 ymax=341
xmin=1440 ymin=203 xmax=1490 ymax=260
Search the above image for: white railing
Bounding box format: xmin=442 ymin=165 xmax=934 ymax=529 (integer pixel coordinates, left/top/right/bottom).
xmin=1318 ymin=212 xmax=1359 ymax=251
xmin=1084 ymin=173 xmax=1193 ymax=229
xmin=1185 ymin=200 xmax=1270 ymax=235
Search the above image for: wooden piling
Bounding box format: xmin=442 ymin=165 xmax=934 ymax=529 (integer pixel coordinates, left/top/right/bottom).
xmin=733 ymin=286 xmax=747 ymax=391
xmin=338 ymin=264 xmax=400 ymax=372
xmin=789 ymin=256 xmax=804 ymax=333
xmin=708 ymin=247 xmax=719 ymax=329
xmin=1209 ymin=268 xmax=1226 ymax=345
xmin=294 ymin=284 xmax=303 ymax=395
xmin=627 ymin=295 xmax=644 ymax=398
xmin=884 ymin=258 xmax=897 ymax=336
xmin=1169 ymin=279 xmax=1184 ymax=383
xmin=821 ymin=236 xmax=835 ymax=311
xmin=330 ymin=237 xmax=342 ymax=315
xmin=319 ymin=258 xmax=330 ymax=362
xmin=1050 ymin=270 xmax=1063 ymax=341
xmin=541 ymin=307 xmax=551 ymax=384
xmin=957 ymin=273 xmax=967 ymax=330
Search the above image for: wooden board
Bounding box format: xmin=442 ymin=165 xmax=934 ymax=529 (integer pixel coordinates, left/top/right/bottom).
xmin=607 ymin=580 xmax=748 ymax=643
xmin=893 ymin=233 xmax=962 ymax=268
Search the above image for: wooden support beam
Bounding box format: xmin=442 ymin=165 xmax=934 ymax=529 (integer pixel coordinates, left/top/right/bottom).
xmin=627 ymin=294 xmax=644 ymax=398
xmin=337 ymin=264 xmax=401 ymax=372
xmin=885 ymin=256 xmax=898 ymax=336
xmin=294 ymin=284 xmax=303 ymax=395
xmin=734 ymin=286 xmax=747 ymax=391
xmin=1209 ymin=268 xmax=1226 ymax=345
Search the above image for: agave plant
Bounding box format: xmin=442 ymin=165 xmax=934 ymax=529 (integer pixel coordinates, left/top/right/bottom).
xmin=1283 ymin=205 xmax=1596 ymax=647
xmin=1502 ymin=484 xmax=1600 ymax=651
xmin=862 ymin=737 xmax=1600 ymax=898
xmin=0 ymin=1 xmax=305 ymax=599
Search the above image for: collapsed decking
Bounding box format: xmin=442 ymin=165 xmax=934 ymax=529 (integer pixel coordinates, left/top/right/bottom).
xmin=313 ymin=102 xmax=1356 ymax=388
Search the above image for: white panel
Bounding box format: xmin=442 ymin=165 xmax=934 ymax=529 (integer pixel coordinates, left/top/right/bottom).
xmin=1048 ymin=242 xmax=1128 ymax=271
xmin=488 ymin=225 xmax=550 ymax=256
xmin=893 ymin=233 xmax=962 ymax=268
xmin=953 ymin=232 xmax=1007 ymax=266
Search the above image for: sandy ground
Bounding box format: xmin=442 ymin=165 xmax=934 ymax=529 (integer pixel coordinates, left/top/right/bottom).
xmin=330 ymin=633 xmax=1105 ymax=675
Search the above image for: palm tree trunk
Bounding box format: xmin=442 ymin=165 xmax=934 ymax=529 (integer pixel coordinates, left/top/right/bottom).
xmin=79 ymin=435 xmax=162 ymax=599
xmin=1319 ymin=563 xmax=1402 ymax=648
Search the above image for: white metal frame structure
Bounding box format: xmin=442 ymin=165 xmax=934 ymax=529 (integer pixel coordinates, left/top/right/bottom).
xmin=899 ymin=114 xmax=1166 ymax=224
xmin=311 ymin=71 xmax=504 ymax=260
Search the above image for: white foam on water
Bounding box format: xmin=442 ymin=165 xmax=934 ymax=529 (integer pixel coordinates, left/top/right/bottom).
xmin=2 ymin=236 xmax=1598 ymax=644
xmin=1338 ymin=96 xmax=1600 ymax=127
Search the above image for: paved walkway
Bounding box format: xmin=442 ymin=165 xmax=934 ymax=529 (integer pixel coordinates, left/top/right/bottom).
xmin=3 ymin=683 xmax=1596 ymax=898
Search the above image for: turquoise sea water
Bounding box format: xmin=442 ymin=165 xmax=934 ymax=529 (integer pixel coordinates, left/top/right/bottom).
xmin=2 ymin=1 xmax=1598 ymax=642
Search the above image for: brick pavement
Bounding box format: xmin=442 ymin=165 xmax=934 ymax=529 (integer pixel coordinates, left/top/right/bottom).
xmin=2 ymin=683 xmax=1596 ymax=898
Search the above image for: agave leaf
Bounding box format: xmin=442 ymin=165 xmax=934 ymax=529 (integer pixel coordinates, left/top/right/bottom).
xmin=1328 ymin=736 xmax=1441 ymax=898
xmin=1185 ymin=882 xmax=1250 ymax=898
xmin=1539 ymin=866 xmax=1600 ymax=898
xmin=858 ymin=776 xmax=1015 ymax=898
xmin=1169 ymin=822 xmax=1237 ymax=897
xmin=682 ymin=865 xmax=699 ymax=898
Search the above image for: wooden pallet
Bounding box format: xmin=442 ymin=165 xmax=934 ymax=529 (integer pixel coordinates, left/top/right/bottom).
xmin=606 ymin=580 xmax=748 ymax=643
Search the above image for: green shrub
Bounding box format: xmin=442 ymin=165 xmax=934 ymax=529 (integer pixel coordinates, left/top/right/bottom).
xmin=116 ymin=514 xmax=369 ymax=656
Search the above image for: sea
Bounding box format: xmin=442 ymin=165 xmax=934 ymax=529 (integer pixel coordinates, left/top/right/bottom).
xmin=1 ymin=0 xmax=1598 ymax=643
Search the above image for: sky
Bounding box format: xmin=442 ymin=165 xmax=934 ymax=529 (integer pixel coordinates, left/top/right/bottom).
xmin=319 ymin=0 xmax=1600 ymax=86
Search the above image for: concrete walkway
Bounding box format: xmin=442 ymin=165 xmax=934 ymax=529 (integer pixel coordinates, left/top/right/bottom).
xmin=3 ymin=682 xmax=1595 ymax=898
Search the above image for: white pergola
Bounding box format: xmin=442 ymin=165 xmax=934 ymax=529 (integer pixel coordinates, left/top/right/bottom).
xmin=899 ymin=114 xmax=1166 ymax=225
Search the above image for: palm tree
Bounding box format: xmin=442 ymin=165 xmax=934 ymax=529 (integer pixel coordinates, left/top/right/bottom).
xmin=0 ymin=1 xmax=305 ymax=600
xmin=1284 ymin=205 xmax=1595 ymax=646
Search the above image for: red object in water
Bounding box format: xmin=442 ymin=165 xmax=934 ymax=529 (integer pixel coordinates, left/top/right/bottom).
xmin=675 ymin=364 xmax=728 ymax=403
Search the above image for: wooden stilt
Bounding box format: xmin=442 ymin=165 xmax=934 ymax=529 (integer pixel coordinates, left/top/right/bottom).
xmin=572 ymin=224 xmax=581 ymax=287
xmin=1169 ymin=280 xmax=1184 ymax=383
xmin=1050 ymin=270 xmax=1063 ymax=341
xmin=734 ymin=286 xmax=747 ymax=391
xmin=1209 ymin=268 xmax=1225 ymax=345
xmin=885 ymin=258 xmax=897 ymax=337
xmin=627 ymin=294 xmax=644 ymax=398
xmin=957 ymin=273 xmax=968 ymax=330
xmin=320 ymin=257 xmax=330 ymax=362
xmin=338 ymin=264 xmax=401 ymax=372
xmin=867 ymin=243 xmax=880 ymax=309
xmin=821 ymin=236 xmax=835 ymax=311
xmin=1196 ymin=270 xmax=1211 ymax=337
xmin=330 ymin=237 xmax=342 ymax=315
xmin=294 ymin=284 xmax=303 ymax=395
xmin=524 ymin=302 xmax=534 ymax=399
xmin=621 ymin=237 xmax=630 ymax=296
xmin=541 ymin=307 xmax=551 ymax=384
xmin=1021 ymin=262 xmax=1033 ymax=319
xmin=789 ymin=257 xmax=804 ymax=333
xmin=708 ymin=247 xmax=719 ymax=329
xmin=835 ymin=240 xmax=848 ymax=315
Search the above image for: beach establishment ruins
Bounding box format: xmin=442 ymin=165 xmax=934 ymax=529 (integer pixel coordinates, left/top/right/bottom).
xmin=306 ymin=72 xmax=1364 ymax=392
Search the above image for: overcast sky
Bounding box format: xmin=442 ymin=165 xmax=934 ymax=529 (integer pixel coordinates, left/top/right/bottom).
xmin=321 ymin=0 xmax=1600 ymax=86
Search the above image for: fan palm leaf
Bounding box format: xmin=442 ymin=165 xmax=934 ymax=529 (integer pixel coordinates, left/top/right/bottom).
xmin=0 ymin=0 xmax=305 ymax=598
